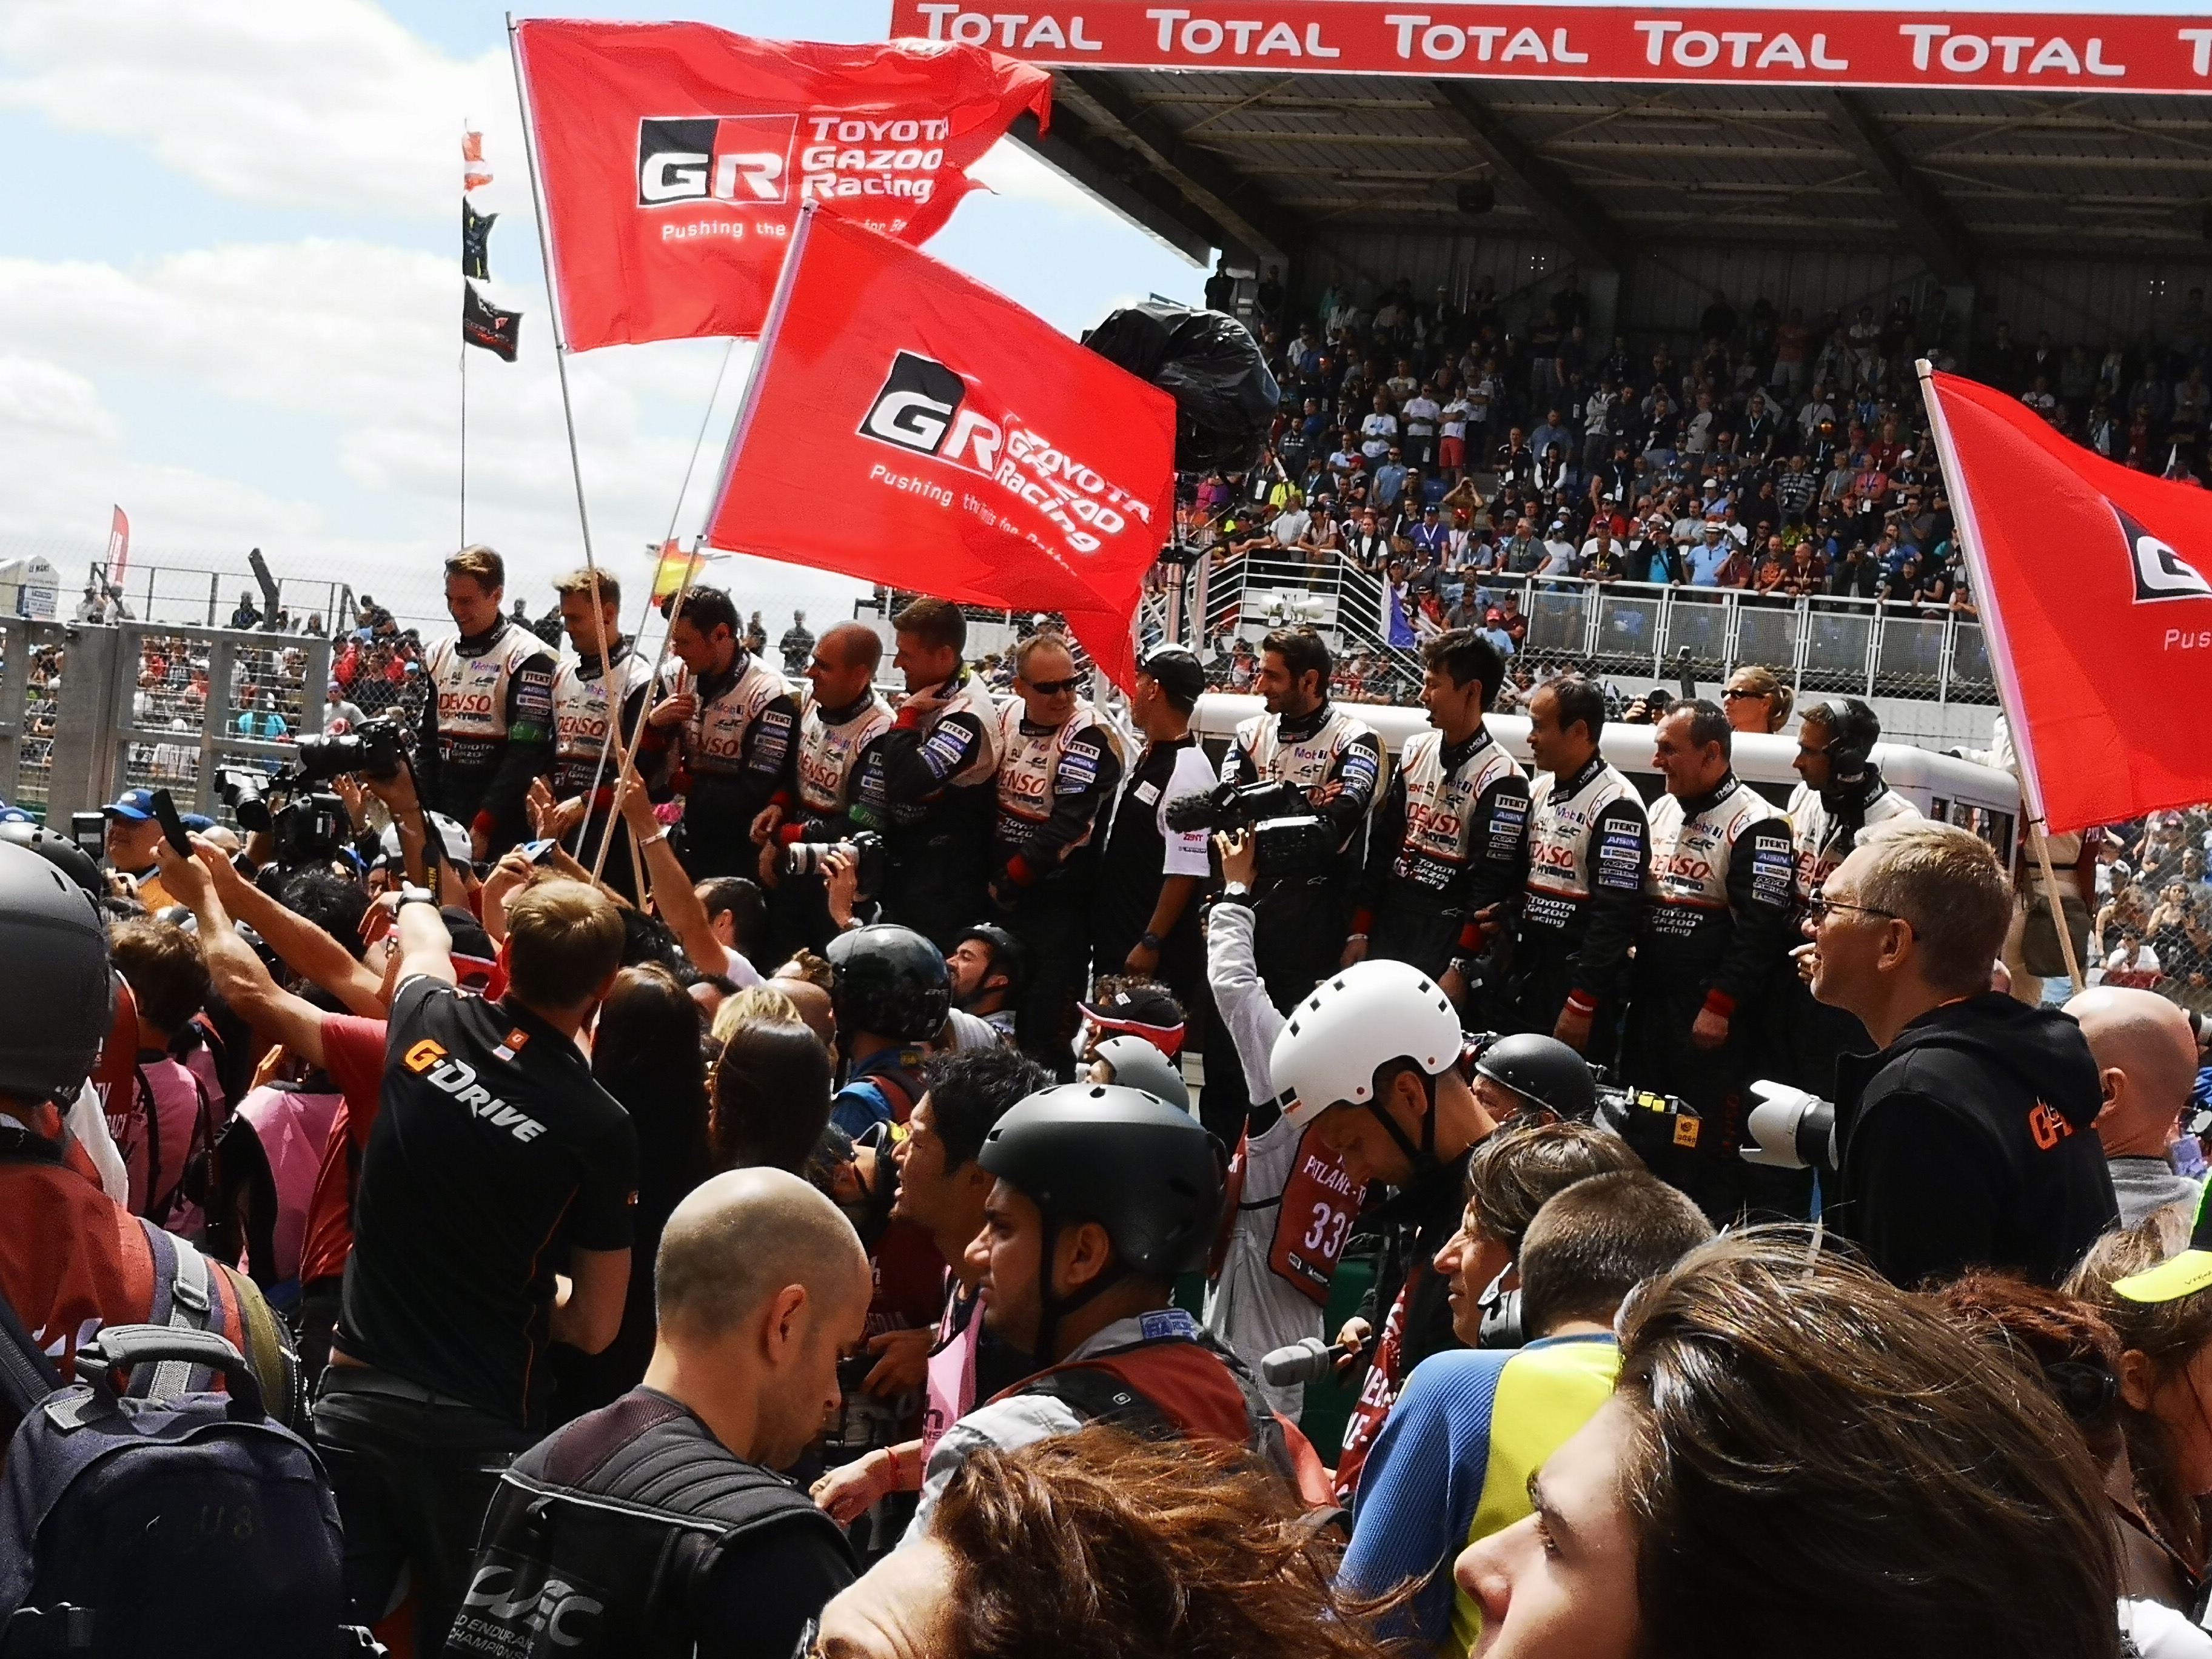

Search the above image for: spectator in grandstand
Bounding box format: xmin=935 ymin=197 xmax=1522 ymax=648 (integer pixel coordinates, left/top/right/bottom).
xmin=1456 ymin=1234 xmax=2118 ymax=1659
xmin=1806 ymin=820 xmax=2118 ymax=1287
xmin=2065 ymin=986 xmax=2205 ymax=1227
xmin=816 ymin=1429 xmax=1397 ymax=1659
xmin=1343 ymin=1167 xmax=1712 ymax=1652
xmin=1720 ymin=664 xmax=1794 ymax=734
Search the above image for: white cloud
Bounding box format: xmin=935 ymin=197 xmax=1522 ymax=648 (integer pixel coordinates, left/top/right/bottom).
xmin=0 ymin=354 xmax=116 ymax=440
xmin=0 ymin=0 xmax=510 ymax=221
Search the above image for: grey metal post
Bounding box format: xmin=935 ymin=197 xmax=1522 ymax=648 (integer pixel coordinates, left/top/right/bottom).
xmin=46 ymin=625 xmax=121 ymax=823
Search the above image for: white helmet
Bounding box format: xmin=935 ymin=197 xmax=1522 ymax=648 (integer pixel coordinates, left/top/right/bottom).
xmin=1269 ymin=959 xmax=1462 ymax=1131
xmin=380 ymin=811 xmax=472 ymax=868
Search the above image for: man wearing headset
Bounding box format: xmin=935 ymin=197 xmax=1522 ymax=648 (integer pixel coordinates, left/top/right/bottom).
xmin=1778 ymin=698 xmax=1920 ymax=1093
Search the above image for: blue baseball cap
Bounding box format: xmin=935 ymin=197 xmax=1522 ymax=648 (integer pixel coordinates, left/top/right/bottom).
xmin=103 ymin=788 xmax=159 ymax=821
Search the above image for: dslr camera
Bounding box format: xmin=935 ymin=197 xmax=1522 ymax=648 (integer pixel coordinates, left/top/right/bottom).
xmin=780 ymin=830 xmax=886 ymax=899
xmin=1164 ymin=779 xmax=1335 ymax=881
xmin=287 ymin=721 xmax=412 ymax=784
xmin=215 ymin=766 xmax=350 ymax=873
xmin=1593 ymin=1080 xmax=1703 ymax=1161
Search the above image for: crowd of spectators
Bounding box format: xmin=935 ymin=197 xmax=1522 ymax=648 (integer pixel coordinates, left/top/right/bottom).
xmin=1184 ymin=275 xmax=2212 ymax=694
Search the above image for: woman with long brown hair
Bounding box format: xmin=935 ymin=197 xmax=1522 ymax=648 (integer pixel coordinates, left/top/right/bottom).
xmin=806 ymin=1426 xmax=1400 ymax=1659
xmin=1456 ymin=1231 xmax=2119 ymax=1659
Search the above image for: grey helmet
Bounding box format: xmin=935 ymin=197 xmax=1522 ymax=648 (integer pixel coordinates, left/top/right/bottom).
xmin=0 ymin=841 xmax=114 ymax=1102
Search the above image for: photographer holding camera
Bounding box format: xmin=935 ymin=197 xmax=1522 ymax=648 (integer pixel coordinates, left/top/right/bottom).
xmin=1215 ymin=628 xmax=1382 ymax=1099
xmin=1805 ymin=820 xmax=2116 ymax=1288
xmin=754 ymin=622 xmax=894 ymax=959
xmin=417 ymin=546 xmax=557 ymax=861
xmin=1343 ymin=629 xmax=1529 ymax=1010
xmin=986 ymin=634 xmax=1123 ymax=1073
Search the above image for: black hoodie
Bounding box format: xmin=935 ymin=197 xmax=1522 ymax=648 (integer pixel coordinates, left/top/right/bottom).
xmin=1828 ymin=993 xmax=2118 ymax=1289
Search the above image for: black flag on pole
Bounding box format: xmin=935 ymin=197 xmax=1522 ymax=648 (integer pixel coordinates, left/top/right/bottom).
xmin=463 ymin=198 xmax=496 ymax=280
xmin=463 ymin=281 xmax=520 ymax=361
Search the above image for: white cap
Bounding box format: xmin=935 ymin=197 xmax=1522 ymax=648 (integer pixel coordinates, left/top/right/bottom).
xmin=1269 ymin=959 xmax=1462 ymax=1131
xmin=381 ymin=811 xmax=472 ymax=867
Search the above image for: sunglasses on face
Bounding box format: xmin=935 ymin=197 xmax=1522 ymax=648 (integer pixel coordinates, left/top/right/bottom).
xmin=1805 ymin=887 xmax=1902 ymax=924
xmin=1027 ymin=675 xmax=1082 ymax=695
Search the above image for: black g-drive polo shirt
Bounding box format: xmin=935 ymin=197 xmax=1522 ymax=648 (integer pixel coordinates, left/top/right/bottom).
xmin=338 ymin=977 xmax=638 ymax=1427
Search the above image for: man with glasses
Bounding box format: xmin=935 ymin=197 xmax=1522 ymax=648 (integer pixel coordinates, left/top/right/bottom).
xmin=987 ymin=634 xmax=1123 ymax=1074
xmin=1802 ymin=820 xmax=2116 ymax=1288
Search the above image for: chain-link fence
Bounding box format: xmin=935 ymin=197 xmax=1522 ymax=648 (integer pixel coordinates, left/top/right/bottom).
xmin=2091 ymin=809 xmax=2212 ymax=1019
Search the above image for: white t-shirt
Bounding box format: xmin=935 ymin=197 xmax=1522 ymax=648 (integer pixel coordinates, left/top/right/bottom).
xmin=1440 ymin=398 xmax=1472 ymax=440
xmin=2118 ymin=1597 xmax=2212 ymax=1659
xmin=1402 ymin=396 xmax=1441 ymax=436
xmin=1158 ymin=745 xmax=1219 ymax=879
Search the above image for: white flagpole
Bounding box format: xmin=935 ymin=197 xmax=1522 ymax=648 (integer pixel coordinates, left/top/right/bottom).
xmin=1916 ymin=358 xmax=2085 ymax=992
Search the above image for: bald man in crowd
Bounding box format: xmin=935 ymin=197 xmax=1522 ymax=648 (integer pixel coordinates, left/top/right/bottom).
xmin=2066 ymin=985 xmax=2206 ymax=1227
xmin=450 ymin=1169 xmax=871 ymax=1658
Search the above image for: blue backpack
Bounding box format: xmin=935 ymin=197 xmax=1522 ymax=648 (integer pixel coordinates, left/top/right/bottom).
xmin=0 ymin=1247 xmax=372 ymax=1658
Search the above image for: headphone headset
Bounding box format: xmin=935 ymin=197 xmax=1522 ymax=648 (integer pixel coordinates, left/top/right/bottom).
xmin=1476 ymin=1267 xmax=1525 ymax=1350
xmin=1813 ymin=698 xmax=1879 ymax=778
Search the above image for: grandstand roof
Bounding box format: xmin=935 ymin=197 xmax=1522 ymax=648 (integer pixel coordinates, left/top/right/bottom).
xmin=1020 ymin=75 xmax=2212 ymax=280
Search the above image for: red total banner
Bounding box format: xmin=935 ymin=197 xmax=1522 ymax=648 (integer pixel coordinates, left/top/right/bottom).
xmin=1921 ymin=368 xmax=2212 ymax=834
xmin=512 ymin=21 xmax=1053 ymax=350
xmin=703 ymin=207 xmax=1177 ymax=691
xmin=890 ymin=2 xmax=2212 ymax=95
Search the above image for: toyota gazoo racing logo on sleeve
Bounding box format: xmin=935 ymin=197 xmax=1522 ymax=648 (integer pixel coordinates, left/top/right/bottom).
xmin=858 ymin=351 xmax=1155 ymax=558
xmin=638 ymin=115 xmax=798 ymax=209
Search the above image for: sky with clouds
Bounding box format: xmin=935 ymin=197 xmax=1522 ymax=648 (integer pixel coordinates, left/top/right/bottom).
xmin=5 ymin=0 xmax=2202 ymax=637
xmin=0 ymin=0 xmax=1206 ymax=635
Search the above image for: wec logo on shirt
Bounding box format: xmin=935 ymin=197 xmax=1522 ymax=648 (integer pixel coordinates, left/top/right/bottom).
xmin=637 ymin=114 xmax=797 ymax=206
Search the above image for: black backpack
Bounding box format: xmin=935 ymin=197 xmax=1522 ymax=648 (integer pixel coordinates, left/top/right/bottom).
xmin=0 ymin=1262 xmax=372 ymax=1657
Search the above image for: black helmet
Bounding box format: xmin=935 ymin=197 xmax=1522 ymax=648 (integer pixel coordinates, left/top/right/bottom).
xmin=0 ymin=822 xmax=102 ymax=899
xmin=0 ymin=841 xmax=115 ymax=1102
xmin=1474 ymin=1033 xmax=1597 ymax=1121
xmin=956 ymin=922 xmax=1030 ymax=999
xmin=979 ymin=1083 xmax=1224 ymax=1281
xmin=825 ymin=923 xmax=951 ymax=1043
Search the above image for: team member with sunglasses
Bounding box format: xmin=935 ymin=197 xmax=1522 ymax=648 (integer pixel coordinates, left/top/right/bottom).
xmin=1802 ymin=819 xmax=2115 ymax=1288
xmin=987 ymin=634 xmax=1124 ymax=1076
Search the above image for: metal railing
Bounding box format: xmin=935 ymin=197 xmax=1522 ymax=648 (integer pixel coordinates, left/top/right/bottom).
xmin=1174 ymin=551 xmax=1994 ymax=705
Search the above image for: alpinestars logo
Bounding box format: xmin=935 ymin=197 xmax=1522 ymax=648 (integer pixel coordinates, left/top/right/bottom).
xmin=859 ymin=352 xmax=1153 ymax=555
xmin=2117 ymin=501 xmax=2212 ymax=603
xmin=637 ymin=115 xmax=796 ymax=207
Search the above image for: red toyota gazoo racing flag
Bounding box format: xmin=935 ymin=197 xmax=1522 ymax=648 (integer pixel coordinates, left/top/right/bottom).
xmin=702 ymin=206 xmax=1176 ymax=691
xmin=1921 ymin=363 xmax=2212 ymax=833
xmin=511 ymin=21 xmax=1051 ymax=350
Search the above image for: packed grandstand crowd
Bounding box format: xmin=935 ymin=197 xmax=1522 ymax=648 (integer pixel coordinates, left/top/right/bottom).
xmin=1183 ymin=274 xmax=2212 ymax=694
xmin=7 ymin=526 xmax=2212 ymax=1659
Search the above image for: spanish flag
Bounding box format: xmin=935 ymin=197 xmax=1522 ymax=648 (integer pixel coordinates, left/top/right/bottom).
xmin=649 ymin=541 xmax=721 ymax=600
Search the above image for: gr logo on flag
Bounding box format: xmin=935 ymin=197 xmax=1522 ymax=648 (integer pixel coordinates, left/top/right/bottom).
xmin=862 ymin=352 xmax=978 ymax=459
xmin=637 ymin=115 xmax=796 ymax=206
xmin=2119 ymin=502 xmax=2212 ymax=604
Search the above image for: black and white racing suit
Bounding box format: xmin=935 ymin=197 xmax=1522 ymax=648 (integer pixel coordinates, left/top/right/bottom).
xmin=877 ymin=666 xmax=1004 ymax=952
xmin=417 ymin=618 xmax=557 ymax=857
xmin=549 ymin=638 xmax=655 ymax=895
xmin=659 ymin=651 xmax=798 ymax=880
xmin=763 ymin=689 xmax=895 ymax=957
xmin=1350 ymin=723 xmax=1529 ymax=1004
xmin=1621 ymin=774 xmax=1798 ymax=1216
xmin=989 ymin=699 xmax=1124 ymax=1073
xmin=1498 ymin=754 xmax=1648 ymax=1067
